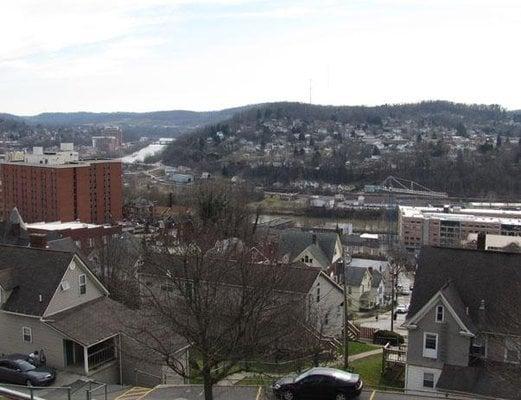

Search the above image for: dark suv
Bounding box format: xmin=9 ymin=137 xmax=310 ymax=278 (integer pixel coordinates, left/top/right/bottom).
xmin=272 ymin=367 xmax=363 ymax=400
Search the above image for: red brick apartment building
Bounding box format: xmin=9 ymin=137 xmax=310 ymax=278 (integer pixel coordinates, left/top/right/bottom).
xmin=1 ymin=158 xmax=123 ymax=224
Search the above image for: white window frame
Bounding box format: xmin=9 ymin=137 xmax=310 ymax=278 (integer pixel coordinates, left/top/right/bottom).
xmin=22 ymin=327 xmax=32 ymax=343
xmin=504 ymin=338 xmax=520 ymax=364
xmin=79 ymin=274 xmax=87 ymax=295
xmin=423 ymin=372 xmax=435 ymax=388
xmin=423 ymin=332 xmax=438 ymax=359
xmin=435 ymin=305 xmax=444 ymax=323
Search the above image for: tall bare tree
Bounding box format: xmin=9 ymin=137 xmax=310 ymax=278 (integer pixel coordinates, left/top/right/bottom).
xmin=122 ymin=182 xmax=319 ymax=400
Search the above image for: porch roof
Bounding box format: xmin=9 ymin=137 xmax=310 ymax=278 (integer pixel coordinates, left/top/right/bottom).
xmin=43 ymin=296 xmax=134 ymax=347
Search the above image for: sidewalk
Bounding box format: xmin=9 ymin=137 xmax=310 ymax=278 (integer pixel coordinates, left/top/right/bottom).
xmin=218 ymin=348 xmax=384 ymax=386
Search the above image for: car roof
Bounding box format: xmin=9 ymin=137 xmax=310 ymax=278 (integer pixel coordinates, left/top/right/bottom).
xmin=299 ymin=367 xmax=359 ymax=381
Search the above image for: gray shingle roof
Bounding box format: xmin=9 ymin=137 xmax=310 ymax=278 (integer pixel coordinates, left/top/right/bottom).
xmin=346 ymin=267 xmax=368 ymax=286
xmin=0 ymin=244 xmax=74 ymax=316
xmin=408 ymin=246 xmax=521 ymax=335
xmin=44 ymin=297 xmax=133 ymax=346
xmin=278 ymin=230 xmax=339 ymax=264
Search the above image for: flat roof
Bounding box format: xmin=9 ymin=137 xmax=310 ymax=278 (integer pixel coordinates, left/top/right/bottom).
xmin=26 ymin=221 xmax=106 ymax=231
xmin=399 ymin=206 xmax=521 ymax=226
xmin=0 ymin=159 xmax=121 ymax=168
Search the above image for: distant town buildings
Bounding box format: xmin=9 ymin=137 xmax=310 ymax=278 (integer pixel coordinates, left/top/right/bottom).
xmin=0 ymin=144 xmax=123 ymax=224
xmin=399 ymin=205 xmax=521 ymax=249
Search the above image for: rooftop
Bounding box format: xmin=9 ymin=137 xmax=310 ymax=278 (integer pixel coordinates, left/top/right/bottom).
xmin=26 ymin=221 xmax=109 ymax=231
xmin=399 ymin=206 xmax=521 ymax=226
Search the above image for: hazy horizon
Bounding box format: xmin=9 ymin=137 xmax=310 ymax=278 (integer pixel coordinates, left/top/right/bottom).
xmin=4 ymin=99 xmax=520 ymax=118
xmin=2 ymin=0 xmax=521 ymax=115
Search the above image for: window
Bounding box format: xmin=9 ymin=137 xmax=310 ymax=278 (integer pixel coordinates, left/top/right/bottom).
xmin=324 ymin=313 xmax=329 ymax=326
xmin=505 ymin=338 xmax=520 ymax=363
xmin=348 ymin=286 xmax=352 ymax=294
xmin=423 ymin=372 xmax=435 ymax=388
xmin=436 ymin=305 xmax=444 ymax=322
xmin=22 ymin=327 xmax=32 ymax=343
xmin=423 ymin=333 xmax=438 ymax=359
xmin=88 ymin=238 xmax=94 ymax=248
xmin=79 ymin=274 xmax=86 ymax=295
xmin=316 ymin=286 xmax=320 ymax=302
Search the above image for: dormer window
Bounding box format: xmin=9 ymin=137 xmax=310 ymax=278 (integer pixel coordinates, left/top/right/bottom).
xmin=436 ymin=305 xmax=444 ymax=322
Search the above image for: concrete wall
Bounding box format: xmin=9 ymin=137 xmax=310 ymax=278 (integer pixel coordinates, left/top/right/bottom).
xmin=0 ymin=312 xmax=66 ymax=368
xmin=405 ymin=364 xmax=442 ymax=394
xmin=44 ymin=259 xmax=104 ymax=317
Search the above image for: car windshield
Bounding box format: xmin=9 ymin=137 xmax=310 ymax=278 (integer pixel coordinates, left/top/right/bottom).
xmin=16 ymin=360 xmax=36 ymax=372
xmin=295 ymin=370 xmax=314 ymax=382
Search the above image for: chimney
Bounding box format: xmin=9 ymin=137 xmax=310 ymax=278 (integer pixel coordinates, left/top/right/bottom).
xmin=312 ymin=233 xmax=317 ymax=244
xmin=477 ymin=232 xmax=486 ymax=250
xmin=169 ymin=192 xmax=174 ymax=208
xmin=368 ymin=266 xmax=374 ymax=274
xmin=29 ymin=233 xmax=48 ymax=249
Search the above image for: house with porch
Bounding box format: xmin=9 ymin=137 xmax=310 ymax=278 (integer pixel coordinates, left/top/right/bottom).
xmin=404 ymin=246 xmax=521 ymax=399
xmin=0 ymin=244 xmax=187 ymax=385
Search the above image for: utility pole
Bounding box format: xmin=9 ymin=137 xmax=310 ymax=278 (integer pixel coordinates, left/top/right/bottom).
xmin=343 ymin=255 xmax=351 ymax=369
xmin=390 ymin=262 xmax=397 ymax=332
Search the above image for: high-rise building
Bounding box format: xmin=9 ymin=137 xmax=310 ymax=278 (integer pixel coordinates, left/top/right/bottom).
xmin=0 ymin=144 xmax=123 ymax=224
xmin=398 ymin=205 xmax=521 ymax=249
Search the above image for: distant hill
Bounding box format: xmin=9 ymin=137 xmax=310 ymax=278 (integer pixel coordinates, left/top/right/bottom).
xmin=20 ymin=107 xmax=249 ymax=126
xmin=0 ymin=105 xmax=255 ymax=139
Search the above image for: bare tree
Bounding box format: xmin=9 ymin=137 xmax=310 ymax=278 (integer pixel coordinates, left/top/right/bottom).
xmin=121 ymin=182 xmax=319 ymax=400
xmin=89 ymin=233 xmax=142 ymax=308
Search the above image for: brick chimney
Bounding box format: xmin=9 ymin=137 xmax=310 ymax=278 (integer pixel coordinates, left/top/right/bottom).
xmin=29 ymin=233 xmax=48 ymax=249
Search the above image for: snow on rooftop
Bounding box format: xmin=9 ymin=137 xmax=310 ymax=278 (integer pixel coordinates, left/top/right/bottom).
xmin=25 ymin=221 xmax=103 ymax=231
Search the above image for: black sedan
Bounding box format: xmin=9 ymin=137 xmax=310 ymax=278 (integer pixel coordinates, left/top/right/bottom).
xmin=0 ymin=358 xmax=56 ymax=386
xmin=272 ymin=367 xmax=363 ymax=400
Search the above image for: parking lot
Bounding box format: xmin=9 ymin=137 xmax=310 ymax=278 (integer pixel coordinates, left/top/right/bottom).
xmin=136 ymin=385 xmax=441 ymax=400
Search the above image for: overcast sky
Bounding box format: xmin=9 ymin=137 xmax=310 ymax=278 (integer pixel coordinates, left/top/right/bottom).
xmin=1 ymin=0 xmax=520 ymax=115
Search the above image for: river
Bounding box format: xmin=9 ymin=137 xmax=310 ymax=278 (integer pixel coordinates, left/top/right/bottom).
xmin=121 ymin=142 xmax=167 ymax=163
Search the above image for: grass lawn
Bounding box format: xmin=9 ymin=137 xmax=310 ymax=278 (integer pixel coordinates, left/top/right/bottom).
xmin=348 ymin=354 xmax=403 ymax=389
xmin=347 ymin=341 xmax=379 ymax=356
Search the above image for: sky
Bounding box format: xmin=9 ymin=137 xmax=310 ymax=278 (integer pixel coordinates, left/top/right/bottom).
xmin=1 ymin=0 xmax=520 ymax=115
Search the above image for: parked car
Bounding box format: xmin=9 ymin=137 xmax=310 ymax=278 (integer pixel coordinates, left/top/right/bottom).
xmin=395 ymin=304 xmax=409 ymax=314
xmin=0 ymin=358 xmax=56 ymax=386
xmin=272 ymin=367 xmax=363 ymax=400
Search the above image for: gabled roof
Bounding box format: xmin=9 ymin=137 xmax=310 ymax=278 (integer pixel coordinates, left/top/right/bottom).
xmin=277 ymin=230 xmax=339 ymax=264
xmin=346 ymin=267 xmax=370 ymax=286
xmin=44 ymin=297 xmax=133 ymax=347
xmin=300 ymin=243 xmax=330 ymax=268
xmin=407 ymin=246 xmax=521 ymax=335
xmin=0 ymin=245 xmax=74 ymax=316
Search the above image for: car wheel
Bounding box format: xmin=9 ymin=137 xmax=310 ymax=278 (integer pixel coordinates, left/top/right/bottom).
xmin=283 ymin=390 xmax=294 ymax=400
xmin=335 ymin=393 xmax=347 ymax=400
xmin=26 ymin=379 xmax=33 ymax=386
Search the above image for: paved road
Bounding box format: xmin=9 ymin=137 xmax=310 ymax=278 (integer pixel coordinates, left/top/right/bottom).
xmin=357 ymin=294 xmax=411 ymax=338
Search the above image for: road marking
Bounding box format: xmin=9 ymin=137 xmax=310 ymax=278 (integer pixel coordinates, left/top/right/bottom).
xmin=369 ymin=390 xmax=376 ymax=400
xmin=255 ymin=385 xmax=262 ymax=400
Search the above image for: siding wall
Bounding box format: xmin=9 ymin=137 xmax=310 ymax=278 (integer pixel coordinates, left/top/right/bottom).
xmin=407 ymin=300 xmax=470 ymax=370
xmin=0 ymin=312 xmax=66 ymax=368
xmin=44 ymin=259 xmax=104 ymax=317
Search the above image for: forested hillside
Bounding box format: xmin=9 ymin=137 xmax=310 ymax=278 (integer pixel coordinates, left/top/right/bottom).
xmin=161 ymin=101 xmax=521 ymax=199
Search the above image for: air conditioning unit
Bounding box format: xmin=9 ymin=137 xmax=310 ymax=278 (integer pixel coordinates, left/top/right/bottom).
xmin=60 ymin=281 xmax=71 ymax=291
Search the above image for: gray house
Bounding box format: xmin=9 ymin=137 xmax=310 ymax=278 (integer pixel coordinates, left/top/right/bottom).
xmin=277 ymin=230 xmax=343 ymax=270
xmin=404 ymin=247 xmax=521 ymax=399
xmin=0 ymin=244 xmax=187 ymax=385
